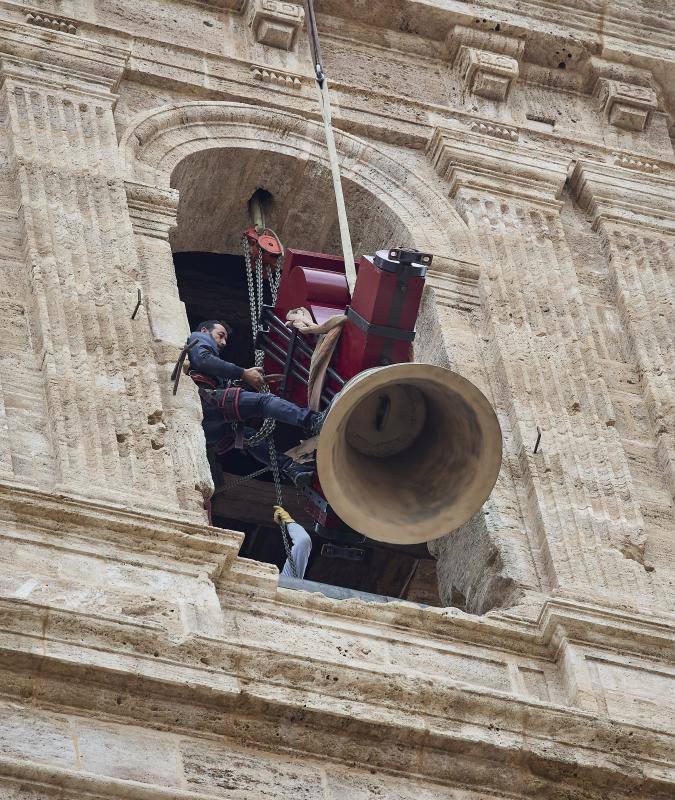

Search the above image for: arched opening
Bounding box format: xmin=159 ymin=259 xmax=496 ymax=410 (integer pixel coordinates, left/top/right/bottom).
xmin=170 ymin=146 xmax=441 ymax=605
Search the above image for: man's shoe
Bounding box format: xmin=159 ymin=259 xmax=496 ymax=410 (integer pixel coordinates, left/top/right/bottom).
xmin=305 ymin=406 xmax=330 ymax=438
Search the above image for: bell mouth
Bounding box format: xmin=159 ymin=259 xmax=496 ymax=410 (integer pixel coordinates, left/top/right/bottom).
xmin=316 ymin=363 xmax=502 ymax=545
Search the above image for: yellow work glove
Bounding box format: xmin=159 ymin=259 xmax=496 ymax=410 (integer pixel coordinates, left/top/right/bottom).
xmin=273 ymin=506 xmax=294 ymax=526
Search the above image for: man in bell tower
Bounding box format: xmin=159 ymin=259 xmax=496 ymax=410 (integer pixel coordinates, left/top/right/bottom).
xmin=188 ymin=319 xmax=327 ymax=488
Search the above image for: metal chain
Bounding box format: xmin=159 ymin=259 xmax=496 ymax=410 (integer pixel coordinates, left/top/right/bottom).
xmin=217 ymin=453 xmax=297 ymax=578
xmin=240 ymin=233 xmax=297 ymax=577
xmin=241 ymin=235 xmax=276 ymax=448
xmin=254 ymin=248 xmax=265 ymax=367
xmin=218 ymin=465 xmax=271 ymax=493
xmin=268 ymin=437 xmax=297 ymax=578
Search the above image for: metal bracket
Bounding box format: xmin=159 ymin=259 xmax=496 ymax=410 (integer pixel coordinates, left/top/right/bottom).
xmin=281 ymin=326 xmax=299 ymax=396
xmin=534 ymin=426 xmax=542 ymax=454
xmin=131 ymin=288 xmax=142 ymax=320
xmin=320 ymin=543 xmax=366 ymax=562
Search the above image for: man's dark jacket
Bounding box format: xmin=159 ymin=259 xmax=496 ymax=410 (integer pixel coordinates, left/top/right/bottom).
xmin=187 ymin=331 xmax=243 ymax=446
xmin=187 ymin=332 xmax=244 ymax=387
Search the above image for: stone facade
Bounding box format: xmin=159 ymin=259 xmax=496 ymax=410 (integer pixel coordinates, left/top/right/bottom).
xmin=0 ymin=1 xmax=673 ymax=798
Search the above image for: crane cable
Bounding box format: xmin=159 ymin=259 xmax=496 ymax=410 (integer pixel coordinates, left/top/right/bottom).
xmin=303 ymin=0 xmax=356 ymax=296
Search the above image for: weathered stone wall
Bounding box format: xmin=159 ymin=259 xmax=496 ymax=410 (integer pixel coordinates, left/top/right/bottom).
xmin=0 ymin=1 xmax=672 ymax=798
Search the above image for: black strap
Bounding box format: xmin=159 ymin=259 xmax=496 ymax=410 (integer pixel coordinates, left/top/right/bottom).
xmin=171 ymin=339 xmax=199 ymax=395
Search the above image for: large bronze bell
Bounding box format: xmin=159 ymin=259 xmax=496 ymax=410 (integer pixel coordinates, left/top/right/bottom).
xmin=316 ymin=363 xmax=502 ymax=545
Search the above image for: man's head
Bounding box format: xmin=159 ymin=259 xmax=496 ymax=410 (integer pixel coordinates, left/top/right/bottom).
xmin=197 ymin=319 xmax=233 ymax=354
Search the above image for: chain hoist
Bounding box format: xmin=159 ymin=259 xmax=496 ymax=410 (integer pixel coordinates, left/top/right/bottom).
xmin=240 ymin=229 xmax=297 ymax=577
xmin=240 ymin=231 xmax=283 ymax=448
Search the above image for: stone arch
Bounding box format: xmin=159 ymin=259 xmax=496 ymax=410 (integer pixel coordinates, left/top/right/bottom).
xmin=120 ymin=100 xmax=471 ymax=258
xmin=122 ymin=100 xmax=496 ymax=609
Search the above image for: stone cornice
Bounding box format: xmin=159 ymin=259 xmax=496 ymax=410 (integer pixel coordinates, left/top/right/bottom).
xmin=0 ymin=20 xmax=129 ymax=96
xmin=0 ymin=758 xmax=217 ymax=800
xmin=0 ymin=9 xmax=671 ymax=172
xmin=0 ymin=478 xmax=241 ymax=578
xmin=315 ymin=0 xmax=675 ymax=60
xmin=120 ymin=35 xmax=674 ymax=174
xmin=569 ymin=159 xmax=675 ymax=232
xmin=428 ymin=126 xmax=570 ymax=208
xmin=0 ymin=599 xmax=673 ymax=798
xmin=0 ymin=2 xmax=672 ymax=119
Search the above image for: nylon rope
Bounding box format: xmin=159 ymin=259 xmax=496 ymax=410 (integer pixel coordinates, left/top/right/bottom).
xmin=303 ymin=0 xmax=356 ymax=296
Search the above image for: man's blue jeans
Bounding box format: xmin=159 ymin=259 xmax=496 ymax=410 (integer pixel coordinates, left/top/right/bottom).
xmin=237 ymin=391 xmax=313 ymax=429
xmin=237 ymin=392 xmax=313 ymax=476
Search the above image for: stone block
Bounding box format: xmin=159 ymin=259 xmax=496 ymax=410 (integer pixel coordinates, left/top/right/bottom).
xmin=594 ymin=78 xmax=658 ymax=131
xmin=457 ymin=46 xmax=519 ymax=101
xmin=75 ymin=719 xmax=183 ymax=785
xmin=181 ymin=739 xmax=324 ymax=798
xmin=0 ymin=704 xmax=75 ymax=766
xmin=246 ymin=0 xmax=304 ymax=51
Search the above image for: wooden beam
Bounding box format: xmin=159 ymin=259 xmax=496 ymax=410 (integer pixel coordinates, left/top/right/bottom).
xmin=211 ymin=474 xmax=313 ymax=528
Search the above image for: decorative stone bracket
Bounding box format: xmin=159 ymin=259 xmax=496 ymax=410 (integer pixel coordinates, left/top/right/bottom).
xmin=448 ymin=25 xmax=523 ymax=103
xmin=246 ymin=0 xmax=304 ymax=50
xmin=594 ymin=78 xmax=658 ymax=132
xmin=456 ymin=46 xmax=519 ymax=102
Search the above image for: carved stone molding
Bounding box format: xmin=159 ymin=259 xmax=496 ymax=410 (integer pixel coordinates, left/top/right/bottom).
xmin=428 ymin=126 xmax=568 ymax=208
xmin=0 ymin=21 xmax=129 ymax=97
xmin=469 ymin=119 xmax=519 ymax=142
xmin=25 ymin=10 xmax=77 ymax=35
xmin=245 ymin=0 xmax=304 ymax=50
xmin=125 ymin=181 xmax=179 ymax=241
xmin=613 ymin=152 xmax=662 ymax=174
xmin=250 ymin=63 xmax=303 ymax=90
xmin=447 ymin=24 xmax=525 ymax=63
xmin=594 ymin=77 xmax=658 ymax=132
xmin=569 ymin=160 xmax=675 ymax=232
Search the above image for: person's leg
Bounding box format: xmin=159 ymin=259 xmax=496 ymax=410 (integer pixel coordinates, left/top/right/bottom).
xmin=243 ymin=427 xmax=315 ymax=488
xmin=280 ymin=521 xmax=312 ymax=578
xmin=237 ymin=391 xmax=315 ymax=429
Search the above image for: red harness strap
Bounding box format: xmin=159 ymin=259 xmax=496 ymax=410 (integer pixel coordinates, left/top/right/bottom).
xmin=190 ymin=373 xmax=244 ymax=423
xmin=190 ymin=372 xmax=244 ymax=453
xmin=218 ymin=385 xmax=242 ymax=422
xmin=189 ymin=371 xmax=218 ymax=390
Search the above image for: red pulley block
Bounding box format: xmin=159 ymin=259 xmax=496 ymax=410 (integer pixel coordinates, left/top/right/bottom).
xmin=245 ymin=226 xmax=284 ymax=269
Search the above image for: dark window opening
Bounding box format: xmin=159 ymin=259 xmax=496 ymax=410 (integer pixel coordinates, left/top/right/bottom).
xmin=174 ymin=250 xmax=440 ymax=606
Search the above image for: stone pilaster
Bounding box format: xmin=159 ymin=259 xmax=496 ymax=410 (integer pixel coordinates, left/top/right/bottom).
xmin=125 ymin=180 xmax=213 ymax=512
xmin=427 ymin=128 xmax=666 ymax=611
xmin=570 ymin=161 xmax=675 ymax=503
xmin=0 ymin=25 xmax=197 ymax=513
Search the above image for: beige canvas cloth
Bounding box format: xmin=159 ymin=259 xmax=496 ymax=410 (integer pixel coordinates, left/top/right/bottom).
xmin=285 ymin=307 xmax=346 ymax=411
xmin=283 ymin=307 xmax=345 ymax=463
